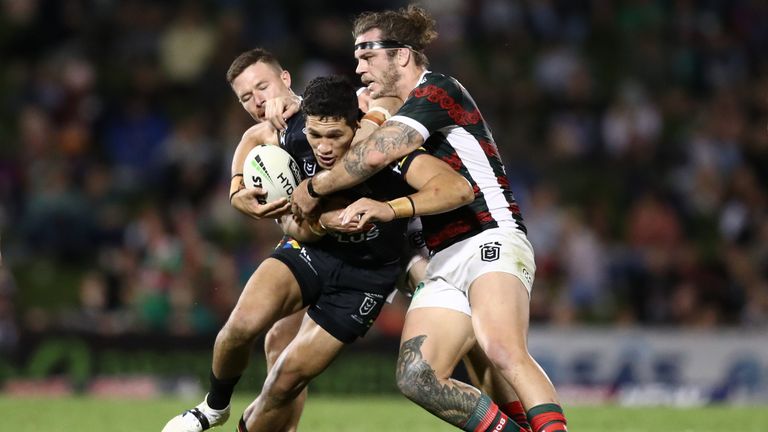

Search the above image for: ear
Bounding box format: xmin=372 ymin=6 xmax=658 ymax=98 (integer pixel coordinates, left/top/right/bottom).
xmin=281 ymin=70 xmax=292 ymax=88
xmin=397 ymin=48 xmax=412 ymax=67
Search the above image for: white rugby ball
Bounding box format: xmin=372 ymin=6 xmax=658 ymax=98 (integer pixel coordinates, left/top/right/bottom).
xmin=243 ymin=144 xmax=301 ymax=204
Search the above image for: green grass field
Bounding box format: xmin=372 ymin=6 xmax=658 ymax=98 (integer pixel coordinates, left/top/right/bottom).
xmin=2 ymin=395 xmax=766 ymax=431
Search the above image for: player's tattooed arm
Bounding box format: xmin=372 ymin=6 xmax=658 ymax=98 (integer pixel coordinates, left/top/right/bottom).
xmin=305 ymin=121 xmax=423 ymax=214
xmin=344 ymin=122 xmax=424 ymax=180
xmin=396 ymin=335 xmax=480 ymax=427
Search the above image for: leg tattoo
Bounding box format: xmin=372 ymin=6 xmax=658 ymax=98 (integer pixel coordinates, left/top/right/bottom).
xmin=397 ymin=335 xmax=479 ymax=426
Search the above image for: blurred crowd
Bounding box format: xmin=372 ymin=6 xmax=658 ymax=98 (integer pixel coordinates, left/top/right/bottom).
xmin=1 ymin=0 xmax=767 ymax=351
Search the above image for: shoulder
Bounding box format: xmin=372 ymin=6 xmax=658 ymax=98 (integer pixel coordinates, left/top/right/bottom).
xmin=405 ymin=72 xmax=470 ymax=109
xmin=241 ymin=122 xmax=277 ymax=145
xmin=414 ymin=72 xmax=463 ymax=94
xmin=286 ymin=111 xmax=307 ymax=130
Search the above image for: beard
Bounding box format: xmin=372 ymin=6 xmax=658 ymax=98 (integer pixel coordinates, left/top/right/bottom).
xmin=371 ymin=60 xmax=401 ymax=99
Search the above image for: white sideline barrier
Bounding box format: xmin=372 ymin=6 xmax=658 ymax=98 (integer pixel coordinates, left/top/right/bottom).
xmin=527 ymin=327 xmax=768 ymax=405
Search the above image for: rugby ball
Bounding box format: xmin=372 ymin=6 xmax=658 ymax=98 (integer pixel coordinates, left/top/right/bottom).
xmin=243 ymin=144 xmax=302 ymax=204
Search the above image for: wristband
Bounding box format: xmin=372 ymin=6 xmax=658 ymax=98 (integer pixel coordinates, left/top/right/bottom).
xmin=386 ymin=196 xmax=415 ymax=219
xmin=230 ymin=173 xmax=244 ymax=203
xmin=406 ymin=196 xmax=416 ymax=215
xmin=307 ymin=177 xmax=321 ymax=198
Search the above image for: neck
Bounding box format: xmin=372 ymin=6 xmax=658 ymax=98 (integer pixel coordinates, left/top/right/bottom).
xmin=397 ymin=66 xmax=427 ymax=100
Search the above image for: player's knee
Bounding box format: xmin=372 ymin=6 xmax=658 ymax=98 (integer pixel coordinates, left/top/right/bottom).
xmin=264 ymin=327 xmax=290 ymax=367
xmin=265 ymin=361 xmax=309 ymax=402
xmin=395 ymin=354 xmax=437 ymax=403
xmin=482 ymin=338 xmax=528 ymax=373
xmin=220 ymin=315 xmax=262 ymax=346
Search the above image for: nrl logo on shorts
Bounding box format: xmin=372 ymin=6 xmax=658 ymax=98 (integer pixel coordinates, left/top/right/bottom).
xmin=479 ymin=241 xmax=501 ymax=262
xmin=359 ymin=296 xmax=376 ymax=315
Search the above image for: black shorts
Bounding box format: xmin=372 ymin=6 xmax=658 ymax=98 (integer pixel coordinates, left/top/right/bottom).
xmin=271 ymin=241 xmax=399 ymax=343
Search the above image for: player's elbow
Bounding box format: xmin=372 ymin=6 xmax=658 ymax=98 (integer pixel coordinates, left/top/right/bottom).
xmin=444 ymin=176 xmax=474 ymax=208
xmin=455 ymin=178 xmax=474 ymax=206
xmin=363 ymin=150 xmax=391 ymax=172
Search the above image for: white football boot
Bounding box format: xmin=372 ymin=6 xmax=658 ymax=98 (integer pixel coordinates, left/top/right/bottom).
xmin=161 ymin=395 xmax=230 ymax=432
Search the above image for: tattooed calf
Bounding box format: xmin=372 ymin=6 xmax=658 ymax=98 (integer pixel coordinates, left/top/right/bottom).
xmin=396 ymin=335 xmax=481 ymax=426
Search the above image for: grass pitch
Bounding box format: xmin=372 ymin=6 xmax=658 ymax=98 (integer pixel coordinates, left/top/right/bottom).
xmin=2 ymin=395 xmax=766 ymax=431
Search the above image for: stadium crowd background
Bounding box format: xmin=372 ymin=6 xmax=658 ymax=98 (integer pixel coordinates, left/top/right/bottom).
xmin=0 ymin=0 xmax=767 ymax=358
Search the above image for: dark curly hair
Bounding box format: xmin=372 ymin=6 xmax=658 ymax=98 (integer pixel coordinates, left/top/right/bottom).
xmin=301 ymin=75 xmax=359 ymax=127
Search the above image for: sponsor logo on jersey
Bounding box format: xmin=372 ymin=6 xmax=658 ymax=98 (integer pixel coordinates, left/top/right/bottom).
xmin=328 ymin=225 xmax=380 ymax=243
xmin=479 ymin=241 xmax=501 ymax=262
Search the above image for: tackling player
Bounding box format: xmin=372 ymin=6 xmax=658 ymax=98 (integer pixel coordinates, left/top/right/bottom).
xmin=163 ymin=48 xmax=310 ymax=432
xmin=291 ymin=5 xmax=568 ymax=432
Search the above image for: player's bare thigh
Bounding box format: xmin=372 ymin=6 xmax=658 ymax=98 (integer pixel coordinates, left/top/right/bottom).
xmin=400 ymin=307 xmax=476 ymax=378
xmin=227 ymin=258 xmax=304 ymax=329
xmin=265 ymin=309 xmax=307 ymax=368
xmin=273 ymin=317 xmax=346 ymax=381
xmin=468 ymin=272 xmax=531 ymax=354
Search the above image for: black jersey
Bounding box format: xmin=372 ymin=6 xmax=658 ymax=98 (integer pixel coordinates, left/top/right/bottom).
xmin=280 ymin=113 xmax=415 ymax=268
xmin=389 ymin=71 xmax=527 ymax=253
xmin=279 ymin=112 xmax=318 ymax=180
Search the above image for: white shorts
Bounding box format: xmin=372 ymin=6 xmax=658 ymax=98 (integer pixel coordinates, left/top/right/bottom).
xmin=408 ymin=227 xmax=536 ymax=316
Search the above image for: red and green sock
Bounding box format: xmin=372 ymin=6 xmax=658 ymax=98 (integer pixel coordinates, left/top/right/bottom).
xmin=462 ymin=394 xmax=526 ymax=432
xmin=500 ymin=401 xmax=532 ymax=431
xmin=527 ymin=403 xmax=567 ymax=432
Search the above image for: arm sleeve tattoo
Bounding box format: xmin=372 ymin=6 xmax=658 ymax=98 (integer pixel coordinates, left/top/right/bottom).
xmin=343 ymin=122 xmax=424 ymax=180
